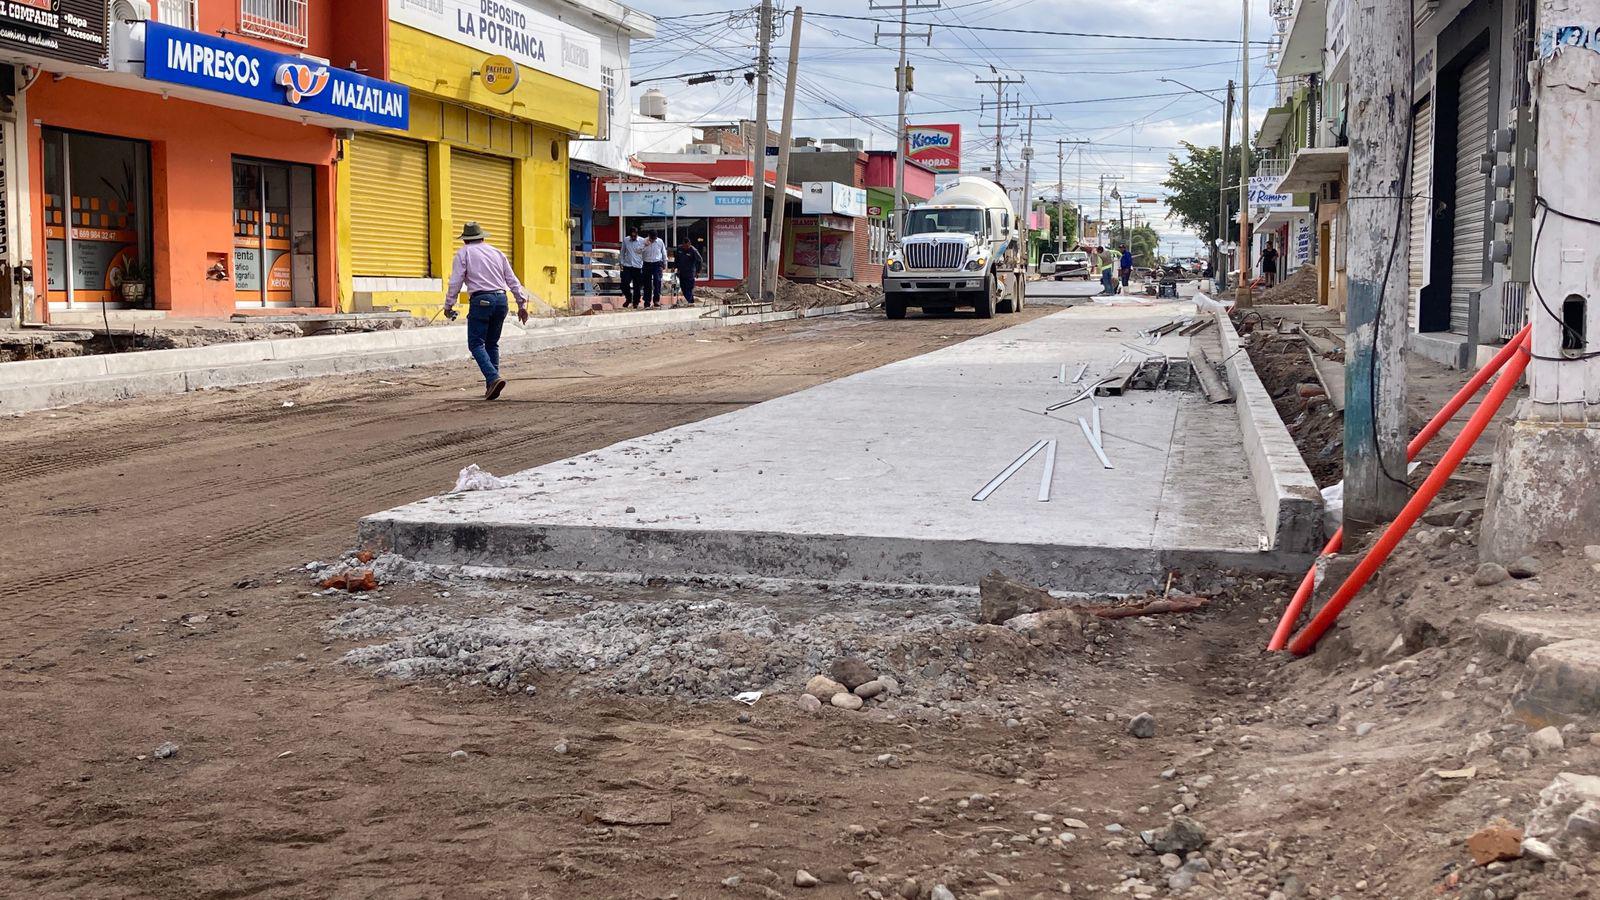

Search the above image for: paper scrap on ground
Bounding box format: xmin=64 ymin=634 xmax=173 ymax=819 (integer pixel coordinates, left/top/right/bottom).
xmin=453 ymin=464 xmax=508 ymax=492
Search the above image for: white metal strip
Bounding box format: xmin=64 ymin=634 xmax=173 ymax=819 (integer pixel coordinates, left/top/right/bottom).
xmin=972 ymin=439 xmax=1049 ymax=501
xmin=1079 ymin=417 xmax=1114 ymax=469
xmin=1037 ymin=439 xmax=1057 ymax=502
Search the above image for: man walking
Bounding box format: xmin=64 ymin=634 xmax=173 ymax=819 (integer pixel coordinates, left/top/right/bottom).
xmin=1098 ymin=247 xmax=1117 ymax=295
xmin=1119 ymin=245 xmax=1134 ymax=289
xmin=673 ymin=237 xmax=704 ymax=305
xmin=619 ymin=227 xmax=646 ymax=308
xmin=443 ymin=222 xmax=530 ymax=401
xmin=640 ymin=232 xmax=667 ymax=308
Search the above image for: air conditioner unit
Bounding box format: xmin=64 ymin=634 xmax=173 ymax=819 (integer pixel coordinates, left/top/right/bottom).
xmin=111 ymin=0 xmax=151 ymax=21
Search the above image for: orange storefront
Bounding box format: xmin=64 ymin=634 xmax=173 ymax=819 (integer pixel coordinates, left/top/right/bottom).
xmin=23 ymin=2 xmax=398 ymax=322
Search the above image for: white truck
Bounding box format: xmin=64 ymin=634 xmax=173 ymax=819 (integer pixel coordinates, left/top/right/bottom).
xmin=882 ymin=177 xmax=1025 ymax=319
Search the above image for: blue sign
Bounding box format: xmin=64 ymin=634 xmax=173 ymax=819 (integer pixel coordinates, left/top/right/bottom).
xmin=142 ymin=22 xmax=408 ymax=130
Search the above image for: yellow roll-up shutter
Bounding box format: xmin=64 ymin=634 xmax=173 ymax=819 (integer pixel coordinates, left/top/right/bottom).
xmin=349 ymin=135 xmax=430 ymax=278
xmin=449 ymin=151 xmax=516 ymax=266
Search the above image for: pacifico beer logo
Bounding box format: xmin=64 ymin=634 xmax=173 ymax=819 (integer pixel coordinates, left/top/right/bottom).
xmin=480 ymin=55 xmax=520 ymax=94
xmin=276 ymin=63 xmax=331 ymax=105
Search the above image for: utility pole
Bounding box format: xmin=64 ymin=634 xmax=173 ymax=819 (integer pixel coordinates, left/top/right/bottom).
xmin=1341 ymin=0 xmax=1410 ymax=531
xmin=1219 ymin=80 xmax=1235 ymax=290
xmin=745 ymin=0 xmax=774 ymax=302
xmin=976 ymin=70 xmax=1022 ymax=187
xmin=1012 ymin=106 xmax=1049 ymax=265
xmin=872 ymin=0 xmax=938 ymax=237
xmin=763 ymin=6 xmax=805 ymax=301
xmin=1055 ymin=139 xmax=1087 ymax=254
xmin=1237 ymin=0 xmax=1253 ymax=307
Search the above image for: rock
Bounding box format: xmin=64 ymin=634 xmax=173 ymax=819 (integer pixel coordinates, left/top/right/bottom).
xmin=1140 ymin=817 xmax=1207 ymax=854
xmin=1061 ymin=818 xmax=1088 ymax=829
xmin=1167 ymin=869 xmax=1197 ymax=892
xmin=1525 ymin=772 xmax=1600 ymax=853
xmin=721 ymin=875 xmax=742 ymax=888
xmin=1521 ymin=837 xmax=1558 ymax=861
xmin=1473 ymin=563 xmax=1510 ymax=587
xmin=875 ymin=753 xmax=903 ymax=769
xmin=830 ymin=657 xmax=877 ymax=690
xmin=1508 ymin=555 xmax=1542 ymax=579
xmin=898 ymin=878 xmax=920 ymax=899
xmin=805 ymin=674 xmax=848 ymax=700
xmin=1528 ymin=725 xmax=1565 ymax=756
xmin=831 ymin=692 xmax=864 ymax=711
xmin=878 ymin=675 xmax=900 ymax=694
xmin=855 ymin=680 xmax=887 ymax=699
xmin=979 ymin=569 xmax=1062 ymax=624
xmin=1128 ymin=712 xmax=1157 ymax=739
xmin=449 ymin=749 xmax=469 ymax=761
xmin=794 ymin=870 xmax=819 ymax=888
xmin=1356 ymin=722 xmax=1377 ymax=737
xmin=1584 ymin=545 xmax=1600 ymax=562
xmin=1500 ymin=746 xmax=1533 ymax=767
xmin=737 ymin=713 xmax=752 ymax=724
xmin=931 ymin=886 xmax=956 ymax=900
xmin=1466 ymin=823 xmax=1524 ymax=865
xmin=1160 ymin=853 xmax=1184 ymax=869
xmin=152 ymin=742 xmax=179 ymax=759
xmin=594 ymin=801 xmax=673 ymax=826
xmin=553 ymin=741 xmax=569 ymax=755
xmin=798 ymin=693 xmax=823 ymax=713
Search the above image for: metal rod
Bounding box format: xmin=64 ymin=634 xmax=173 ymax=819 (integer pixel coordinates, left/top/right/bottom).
xmin=1036 ymin=439 xmax=1056 ymax=501
xmin=1045 ymin=379 xmax=1109 ymax=411
xmin=1072 ymin=362 xmax=1088 ymax=383
xmin=972 ymin=439 xmax=1048 ymax=501
xmin=1078 ymin=417 xmax=1114 ymax=469
xmin=1091 ymin=405 xmax=1102 ymax=444
xmin=1058 ymin=363 xmax=1067 ymax=384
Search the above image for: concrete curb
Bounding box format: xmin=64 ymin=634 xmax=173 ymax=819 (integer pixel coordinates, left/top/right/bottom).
xmin=1 ymin=302 xmax=873 ymax=415
xmin=1214 ymin=310 xmax=1325 ymax=553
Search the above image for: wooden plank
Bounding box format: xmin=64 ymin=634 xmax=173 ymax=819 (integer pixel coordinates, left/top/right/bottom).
xmin=1188 ymin=346 xmax=1235 ymax=404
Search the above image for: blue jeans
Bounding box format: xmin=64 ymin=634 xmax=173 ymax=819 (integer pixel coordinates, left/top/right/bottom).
xmin=465 ymin=290 xmax=508 ymax=385
xmin=1100 ymin=269 xmax=1115 ymax=293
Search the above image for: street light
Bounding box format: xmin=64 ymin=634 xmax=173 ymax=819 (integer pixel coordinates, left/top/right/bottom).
xmin=1160 ymin=76 xmax=1234 ymax=291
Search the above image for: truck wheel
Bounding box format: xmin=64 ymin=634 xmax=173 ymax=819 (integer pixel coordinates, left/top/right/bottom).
xmin=885 ymin=297 xmax=907 ymax=319
xmin=976 ymin=277 xmax=996 ymax=319
xmin=1013 ymin=274 xmax=1025 ymax=312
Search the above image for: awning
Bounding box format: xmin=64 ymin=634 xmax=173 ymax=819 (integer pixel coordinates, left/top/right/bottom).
xmin=1256 ymin=206 xmax=1311 ymax=231
xmin=1278 ymin=0 xmax=1329 ymax=77
xmin=1257 ymin=106 xmax=1293 ymax=149
xmin=1274 ymin=146 xmax=1350 ymax=194
xmin=711 ymin=175 xmax=804 ymax=199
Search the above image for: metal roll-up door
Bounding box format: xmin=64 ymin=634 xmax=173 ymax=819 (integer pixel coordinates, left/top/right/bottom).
xmin=349 ymin=135 xmax=430 ymax=278
xmin=1407 ymin=99 xmax=1432 ymax=332
xmin=1449 ymin=51 xmax=1492 ymax=335
xmin=450 ymin=151 xmax=516 ymax=266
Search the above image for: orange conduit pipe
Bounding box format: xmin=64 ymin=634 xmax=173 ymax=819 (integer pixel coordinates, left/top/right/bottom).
xmin=1285 ymin=341 xmax=1532 ymax=655
xmin=1266 ymin=324 xmax=1531 ymax=651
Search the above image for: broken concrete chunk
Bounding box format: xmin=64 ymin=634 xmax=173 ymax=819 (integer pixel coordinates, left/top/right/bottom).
xmin=1525 ymin=772 xmax=1600 ymax=854
xmin=1139 ymin=816 xmax=1207 ymax=854
xmin=1528 ymin=726 xmax=1565 ymax=756
xmin=1515 ymin=639 xmax=1600 ymax=723
xmin=978 ymin=570 xmax=1062 ymax=624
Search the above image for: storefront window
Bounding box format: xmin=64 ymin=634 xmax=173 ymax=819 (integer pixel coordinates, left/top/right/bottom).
xmin=232 ymin=158 xmax=317 ymax=307
xmin=43 ymin=130 xmax=153 ymax=308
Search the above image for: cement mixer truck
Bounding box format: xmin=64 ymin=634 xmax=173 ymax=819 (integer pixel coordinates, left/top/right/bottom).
xmin=882 ymin=177 xmax=1025 ymax=319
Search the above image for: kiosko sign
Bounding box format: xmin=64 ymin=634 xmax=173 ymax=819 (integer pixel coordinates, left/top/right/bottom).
xmin=142 ymin=23 xmax=410 ymax=130
xmin=390 ymin=0 xmax=602 ymax=90
xmin=905 ymin=124 xmax=960 ymax=173
xmin=0 ymin=0 xmax=109 ymax=68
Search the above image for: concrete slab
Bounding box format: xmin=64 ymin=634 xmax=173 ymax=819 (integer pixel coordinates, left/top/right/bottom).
xmin=1515 ymin=639 xmax=1600 ymax=726
xmin=1477 ymin=611 xmax=1600 ymax=662
xmin=362 ymin=303 xmax=1316 ymax=593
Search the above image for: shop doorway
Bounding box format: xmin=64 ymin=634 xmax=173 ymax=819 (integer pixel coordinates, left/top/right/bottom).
xmin=232 ymin=158 xmax=317 ymax=307
xmin=42 ymin=129 xmax=153 ymax=309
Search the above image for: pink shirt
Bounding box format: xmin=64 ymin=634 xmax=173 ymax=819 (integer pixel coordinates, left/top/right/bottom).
xmin=445 ymin=241 xmax=529 ymax=307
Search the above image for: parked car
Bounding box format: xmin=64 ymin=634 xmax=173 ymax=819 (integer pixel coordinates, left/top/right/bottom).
xmin=1040 ymin=250 xmax=1091 ymax=280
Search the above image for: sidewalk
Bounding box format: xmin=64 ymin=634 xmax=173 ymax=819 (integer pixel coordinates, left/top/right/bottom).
xmin=0 ymin=301 xmax=871 ymax=415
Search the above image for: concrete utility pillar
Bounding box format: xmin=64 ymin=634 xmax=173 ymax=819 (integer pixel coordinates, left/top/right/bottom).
xmin=1482 ymin=7 xmax=1600 ymax=561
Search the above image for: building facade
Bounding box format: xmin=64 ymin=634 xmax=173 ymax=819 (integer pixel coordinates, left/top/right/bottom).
xmin=340 ymin=0 xmax=622 ymax=316
xmin=15 ymin=1 xmax=407 ymax=323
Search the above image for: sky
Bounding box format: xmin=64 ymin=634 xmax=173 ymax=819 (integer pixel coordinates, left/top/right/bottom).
xmin=627 ymin=0 xmax=1282 ymax=256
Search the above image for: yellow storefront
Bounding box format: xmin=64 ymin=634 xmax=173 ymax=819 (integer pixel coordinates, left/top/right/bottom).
xmin=338 ymin=3 xmax=602 ymax=315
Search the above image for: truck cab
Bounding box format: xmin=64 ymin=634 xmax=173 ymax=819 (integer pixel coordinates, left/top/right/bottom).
xmin=882 ymin=177 xmax=1024 ymax=319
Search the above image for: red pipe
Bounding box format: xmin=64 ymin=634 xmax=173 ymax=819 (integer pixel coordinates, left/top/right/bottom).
xmin=1285 ymin=343 xmax=1531 ymax=655
xmin=1265 ymin=325 xmax=1531 ymax=652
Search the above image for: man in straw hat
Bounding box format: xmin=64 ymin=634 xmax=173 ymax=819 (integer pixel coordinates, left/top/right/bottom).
xmin=443 ymin=221 xmax=531 ymax=400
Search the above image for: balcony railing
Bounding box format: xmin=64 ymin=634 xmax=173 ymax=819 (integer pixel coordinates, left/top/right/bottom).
xmin=1255 ymin=158 xmax=1290 ymax=179
xmin=239 ymin=0 xmax=309 ymax=47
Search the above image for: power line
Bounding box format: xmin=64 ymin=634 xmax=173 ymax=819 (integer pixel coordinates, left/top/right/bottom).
xmin=804 ymin=12 xmax=1276 ymax=44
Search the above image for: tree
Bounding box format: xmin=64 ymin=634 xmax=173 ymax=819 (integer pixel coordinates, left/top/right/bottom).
xmin=1160 ymin=141 xmax=1255 ymax=245
xmin=1105 ymin=222 xmax=1161 ymax=268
